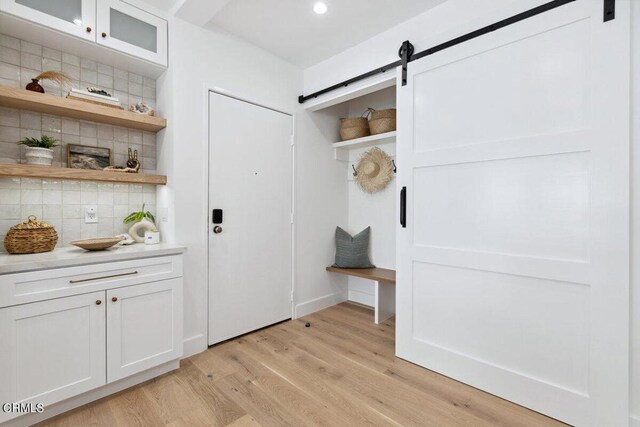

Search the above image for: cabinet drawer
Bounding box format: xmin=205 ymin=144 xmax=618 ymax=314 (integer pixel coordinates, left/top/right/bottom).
xmin=0 ymin=255 xmax=183 ymax=308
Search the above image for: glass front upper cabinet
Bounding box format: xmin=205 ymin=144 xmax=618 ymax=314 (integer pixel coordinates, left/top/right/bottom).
xmin=0 ymin=0 xmax=96 ymax=41
xmin=97 ymin=0 xmax=167 ymax=66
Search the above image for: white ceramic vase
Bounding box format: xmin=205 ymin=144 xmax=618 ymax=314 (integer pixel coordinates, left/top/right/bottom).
xmin=24 ymin=147 xmax=54 ymax=166
xmin=128 ymin=218 xmax=158 ymax=243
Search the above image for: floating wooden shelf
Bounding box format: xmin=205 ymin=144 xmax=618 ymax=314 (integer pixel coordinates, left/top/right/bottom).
xmin=0 ymin=84 xmax=166 ymax=132
xmin=0 ymin=164 xmax=167 ymax=185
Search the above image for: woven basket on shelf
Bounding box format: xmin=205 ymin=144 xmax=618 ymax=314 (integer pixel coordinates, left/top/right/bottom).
xmin=4 ymin=215 xmax=58 ymax=255
xmin=368 ymin=108 xmax=397 ymax=135
xmin=339 ymin=116 xmax=370 ymax=141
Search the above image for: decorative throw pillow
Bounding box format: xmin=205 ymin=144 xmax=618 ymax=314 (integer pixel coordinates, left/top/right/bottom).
xmin=332 ymin=226 xmax=375 ymax=269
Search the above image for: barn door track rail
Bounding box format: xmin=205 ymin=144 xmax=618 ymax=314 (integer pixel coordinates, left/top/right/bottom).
xmin=298 ymin=0 xmax=615 ymax=104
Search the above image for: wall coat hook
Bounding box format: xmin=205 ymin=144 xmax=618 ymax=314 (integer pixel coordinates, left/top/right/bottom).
xmin=352 ymin=164 xmax=358 ymax=177
xmin=392 ymin=159 xmax=397 ymax=173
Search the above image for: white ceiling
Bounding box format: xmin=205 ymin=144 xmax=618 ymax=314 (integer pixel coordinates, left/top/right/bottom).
xmin=168 ymin=0 xmax=446 ymax=68
xmin=145 ymin=0 xmax=177 ymax=10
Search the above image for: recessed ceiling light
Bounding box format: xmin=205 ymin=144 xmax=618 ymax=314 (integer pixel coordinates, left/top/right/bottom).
xmin=313 ymin=2 xmax=327 ymax=15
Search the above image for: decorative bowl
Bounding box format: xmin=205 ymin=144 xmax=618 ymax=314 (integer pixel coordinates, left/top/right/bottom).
xmin=70 ymin=237 xmax=123 ymax=251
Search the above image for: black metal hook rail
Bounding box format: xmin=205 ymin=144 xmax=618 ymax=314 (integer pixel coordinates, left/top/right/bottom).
xmin=298 ymin=0 xmax=593 ymax=105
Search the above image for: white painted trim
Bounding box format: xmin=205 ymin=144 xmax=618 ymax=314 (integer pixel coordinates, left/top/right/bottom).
xmin=3 ymin=360 xmax=179 ymax=427
xmin=182 ymin=333 xmax=207 ymax=358
xmin=294 ymin=291 xmax=347 ymax=318
xmin=290 ymin=113 xmax=297 ymax=319
xmin=348 ymin=288 xmax=374 ymax=307
xmin=631 ymin=415 xmax=640 ymax=427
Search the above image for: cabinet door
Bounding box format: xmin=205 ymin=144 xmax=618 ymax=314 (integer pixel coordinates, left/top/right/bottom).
xmin=106 ymin=278 xmax=182 ymax=382
xmin=0 ymin=0 xmax=96 ymax=41
xmin=96 ymin=0 xmax=167 ymax=66
xmin=0 ymin=292 xmax=106 ymax=423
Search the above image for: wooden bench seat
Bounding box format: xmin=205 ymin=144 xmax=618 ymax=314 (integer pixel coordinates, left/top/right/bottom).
xmin=325 ymin=267 xmax=395 ymax=284
xmin=326 ymin=266 xmax=396 ymax=323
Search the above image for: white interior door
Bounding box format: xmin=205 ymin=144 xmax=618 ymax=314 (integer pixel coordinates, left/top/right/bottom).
xmin=208 ymin=92 xmax=293 ymax=345
xmin=396 ymin=1 xmax=629 ymax=426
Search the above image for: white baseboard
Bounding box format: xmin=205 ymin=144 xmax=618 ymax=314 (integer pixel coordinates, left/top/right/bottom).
xmin=4 ymin=360 xmax=179 ymax=427
xmin=631 ymin=414 xmax=640 ymax=427
xmin=348 ymin=289 xmax=374 ymax=307
xmin=294 ymin=291 xmax=347 ymax=318
xmin=182 ymin=333 xmax=207 ymax=358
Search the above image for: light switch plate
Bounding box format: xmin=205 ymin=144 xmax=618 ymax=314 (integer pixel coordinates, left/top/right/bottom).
xmin=84 ymin=205 xmax=98 ymax=223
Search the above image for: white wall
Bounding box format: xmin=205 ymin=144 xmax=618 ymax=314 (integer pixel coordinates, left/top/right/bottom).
xmin=304 ymin=0 xmax=639 ymax=423
xmin=631 ymin=1 xmax=639 ymax=424
xmin=303 ymin=0 xmax=550 ymax=94
xmin=293 ymin=104 xmax=349 ymax=317
xmin=156 ymin=17 xmax=347 ymax=356
xmin=344 ymin=87 xmax=396 ymax=306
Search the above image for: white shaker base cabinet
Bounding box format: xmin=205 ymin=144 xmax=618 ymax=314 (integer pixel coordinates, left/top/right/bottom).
xmin=0 ymin=292 xmax=106 ymax=417
xmin=396 ymin=1 xmax=630 ymax=426
xmin=0 ymin=247 xmax=184 ymax=424
xmin=107 ymin=279 xmax=183 ymax=382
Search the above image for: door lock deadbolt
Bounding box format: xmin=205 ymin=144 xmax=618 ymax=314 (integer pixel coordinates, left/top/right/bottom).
xmin=213 ymin=226 xmax=223 ymax=234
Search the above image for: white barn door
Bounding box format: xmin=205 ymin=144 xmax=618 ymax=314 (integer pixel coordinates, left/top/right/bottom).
xmin=396 ymin=1 xmax=629 ymax=425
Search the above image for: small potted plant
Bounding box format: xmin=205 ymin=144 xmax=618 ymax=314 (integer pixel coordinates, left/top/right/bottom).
xmin=18 ymin=136 xmax=58 ymax=166
xmin=124 ymin=204 xmax=157 ymax=243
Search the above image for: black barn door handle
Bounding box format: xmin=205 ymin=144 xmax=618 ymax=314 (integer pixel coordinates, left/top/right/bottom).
xmin=400 ymin=187 xmax=406 ymax=228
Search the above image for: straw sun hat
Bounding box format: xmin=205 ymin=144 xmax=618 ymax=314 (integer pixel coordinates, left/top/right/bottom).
xmin=355 ymin=147 xmax=395 ymax=193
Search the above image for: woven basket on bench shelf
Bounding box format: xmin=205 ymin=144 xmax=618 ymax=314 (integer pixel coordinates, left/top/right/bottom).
xmin=4 ymin=215 xmax=58 ymax=254
xmin=339 ymin=116 xmax=370 ymax=141
xmin=368 ymin=108 xmax=396 ymax=135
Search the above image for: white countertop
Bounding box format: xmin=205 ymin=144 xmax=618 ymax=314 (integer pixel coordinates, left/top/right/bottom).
xmin=0 ymin=243 xmax=186 ymax=275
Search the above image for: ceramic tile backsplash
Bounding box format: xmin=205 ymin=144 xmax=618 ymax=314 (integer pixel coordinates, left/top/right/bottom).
xmin=0 ymin=33 xmax=157 ymax=170
xmin=0 ymin=177 xmax=157 ymax=252
xmin=0 ymin=33 xmax=158 ymax=251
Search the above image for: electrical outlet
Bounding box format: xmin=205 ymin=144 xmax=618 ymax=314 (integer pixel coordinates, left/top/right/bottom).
xmin=84 ymin=205 xmax=98 ymax=224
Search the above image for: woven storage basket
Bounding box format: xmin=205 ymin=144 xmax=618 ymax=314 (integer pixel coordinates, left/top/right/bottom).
xmin=368 ymin=108 xmax=397 ymax=135
xmin=4 ymin=215 xmax=58 ymax=254
xmin=339 ymin=116 xmax=370 ymax=141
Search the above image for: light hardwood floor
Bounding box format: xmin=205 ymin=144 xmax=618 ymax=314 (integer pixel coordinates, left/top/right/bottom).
xmin=39 ymin=302 xmax=565 ymax=427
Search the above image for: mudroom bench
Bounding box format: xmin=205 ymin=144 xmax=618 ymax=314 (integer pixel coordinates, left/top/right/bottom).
xmin=326 ymin=266 xmax=395 ymax=324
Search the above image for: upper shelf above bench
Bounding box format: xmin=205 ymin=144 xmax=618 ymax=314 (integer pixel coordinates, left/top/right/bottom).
xmin=333 ymin=131 xmax=396 ymax=161
xmin=0 ymin=85 xmax=166 ymax=132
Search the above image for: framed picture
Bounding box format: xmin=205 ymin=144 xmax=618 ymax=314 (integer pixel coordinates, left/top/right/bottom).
xmin=67 ymin=144 xmax=111 ymax=170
